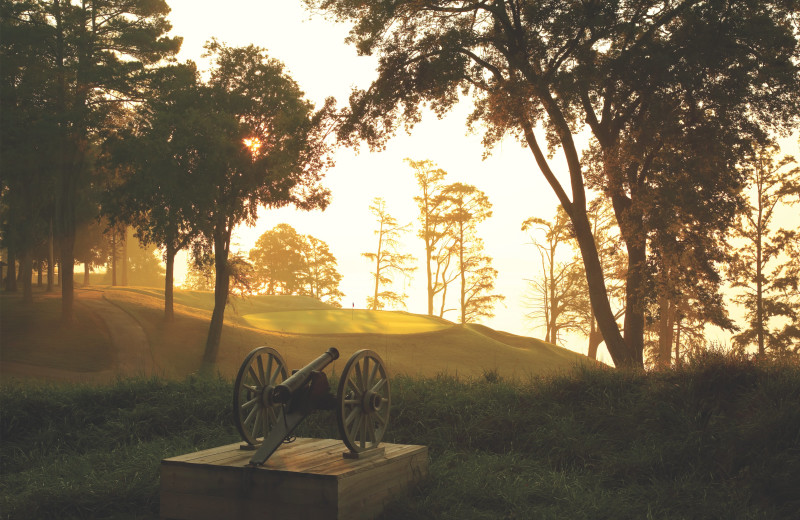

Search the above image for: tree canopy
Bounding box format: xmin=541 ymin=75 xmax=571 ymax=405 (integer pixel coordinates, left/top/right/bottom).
xmin=308 ymin=0 xmax=800 ymax=367
xmin=188 ymin=41 xmax=334 ymax=369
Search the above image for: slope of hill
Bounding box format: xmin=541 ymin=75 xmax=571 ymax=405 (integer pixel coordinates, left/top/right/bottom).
xmin=1 ymin=286 xmax=591 ymax=381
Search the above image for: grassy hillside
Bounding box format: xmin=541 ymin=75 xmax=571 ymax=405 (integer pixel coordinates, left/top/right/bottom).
xmin=1 ymin=354 xmax=798 ymax=519
xmin=0 ymin=291 xmax=114 ymax=373
xmin=241 ymin=309 xmax=453 ymax=334
xmin=1 ymin=287 xmax=589 ymax=381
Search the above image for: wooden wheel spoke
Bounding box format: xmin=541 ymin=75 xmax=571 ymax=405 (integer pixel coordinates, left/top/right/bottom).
xmin=367 ymin=361 xmax=379 ymax=390
xmin=248 ymin=366 xmax=261 ymax=387
xmin=374 ymin=411 xmax=387 ymax=427
xmin=348 ymin=413 xmax=363 ymax=442
xmin=241 ymin=396 xmax=259 ymax=410
xmin=270 ymin=365 xmax=282 ymax=385
xmin=363 ymin=358 xmax=371 ymax=389
xmin=243 ymin=384 xmax=258 ymax=392
xmin=344 ymin=406 xmax=359 ymax=428
xmin=265 ymin=356 xmax=273 ymax=385
xmin=354 ymin=362 xmax=365 ymax=392
xmin=243 ymin=403 xmax=259 ymax=426
xmin=367 ymin=416 xmax=376 ymax=443
xmin=347 ymin=377 xmax=362 ymax=397
xmin=371 ymin=378 xmax=386 ymax=393
xmin=361 ymin=415 xmax=368 ymax=448
xmin=251 ymin=409 xmax=262 ymax=439
xmin=256 ymin=355 xmax=266 ymax=386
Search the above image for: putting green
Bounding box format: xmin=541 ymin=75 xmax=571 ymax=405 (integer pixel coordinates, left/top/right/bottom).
xmin=241 ymin=309 xmax=452 ymax=335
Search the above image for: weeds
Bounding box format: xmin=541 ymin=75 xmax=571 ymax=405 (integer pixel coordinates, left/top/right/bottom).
xmin=1 ymin=356 xmax=799 ymax=519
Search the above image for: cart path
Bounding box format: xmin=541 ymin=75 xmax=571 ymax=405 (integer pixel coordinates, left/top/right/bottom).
xmin=78 ymin=289 xmax=156 ymax=377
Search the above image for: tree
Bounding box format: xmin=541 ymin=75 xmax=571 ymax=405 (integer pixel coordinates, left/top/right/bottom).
xmin=299 ymin=235 xmax=344 ymax=307
xmin=523 ymin=207 xmax=586 ymax=345
xmin=409 ymin=158 xmax=457 ymax=316
xmin=190 ymin=41 xmax=333 ymax=371
xmin=461 ymin=250 xmax=505 ymax=323
xmin=105 ymin=63 xmax=201 ymax=320
xmin=183 ymin=254 xmax=214 ymax=292
xmin=573 ymin=198 xmax=627 ymax=360
xmin=362 ymin=197 xmax=416 ymax=310
xmin=443 ymin=183 xmax=502 ymax=323
xmin=249 ymin=224 xmax=344 ymax=306
xmin=729 ymin=144 xmax=800 ymax=358
xmin=2 ymin=0 xmax=180 ymax=320
xmin=0 ymin=0 xmax=58 ymax=302
xmin=308 ymin=0 xmax=800 ymax=368
xmin=73 ymin=217 xmax=109 ymax=285
xmin=249 ymin=224 xmax=307 ymax=295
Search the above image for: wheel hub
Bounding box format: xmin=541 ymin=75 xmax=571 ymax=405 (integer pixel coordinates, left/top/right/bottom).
xmin=363 ymin=391 xmax=382 ymax=412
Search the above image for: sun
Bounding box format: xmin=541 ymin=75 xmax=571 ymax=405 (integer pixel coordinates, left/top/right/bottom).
xmin=243 ymin=137 xmax=263 ymax=156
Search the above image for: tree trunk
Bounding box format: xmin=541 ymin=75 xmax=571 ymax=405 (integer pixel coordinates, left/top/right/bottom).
xmin=756 ymin=219 xmax=764 ymax=356
xmin=6 ymin=248 xmax=17 ymax=292
xmin=426 ymin=242 xmax=434 ymax=315
xmin=674 ymin=315 xmax=682 ymax=366
xmin=459 ymin=222 xmax=466 ymax=325
xmin=21 ymin=251 xmax=33 ymax=303
xmin=372 ymin=221 xmax=383 ymax=310
xmin=37 ymin=260 xmax=43 ymax=286
xmin=571 ymin=211 xmax=637 ymax=367
xmin=202 ymin=225 xmax=231 ymax=373
xmin=521 ymin=118 xmax=635 ymax=367
xmin=111 ymin=230 xmax=117 ymax=286
xmin=439 ymin=283 xmax=448 ymax=318
xmin=60 ymin=233 xmax=75 ymax=323
xmin=657 ymin=290 xmax=674 ymax=367
xmin=165 ymin=243 xmax=175 ymax=321
xmin=84 ymin=261 xmax=90 ymax=285
xmin=622 ymin=239 xmax=646 ymax=367
xmin=121 ymin=228 xmax=128 ymax=286
xmin=586 ymin=316 xmax=603 ymax=360
xmin=47 ymin=219 xmax=54 ymax=292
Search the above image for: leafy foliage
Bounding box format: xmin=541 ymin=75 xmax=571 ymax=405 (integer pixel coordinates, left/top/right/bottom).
xmin=729 ymin=143 xmax=800 ymax=357
xmin=307 ymin=0 xmax=800 ymax=367
xmin=249 ymin=223 xmax=344 ymax=306
xmin=363 ymin=197 xmax=416 ymax=310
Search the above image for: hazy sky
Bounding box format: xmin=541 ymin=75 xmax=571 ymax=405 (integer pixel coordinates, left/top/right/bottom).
xmin=164 ymin=1 xmax=798 ymax=361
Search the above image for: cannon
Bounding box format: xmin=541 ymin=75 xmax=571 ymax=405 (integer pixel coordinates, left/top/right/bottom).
xmin=232 ymin=347 xmax=390 ymax=466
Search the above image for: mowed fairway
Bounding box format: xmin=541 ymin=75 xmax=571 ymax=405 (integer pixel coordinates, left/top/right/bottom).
xmin=242 ymin=309 xmax=452 ymax=334
xmin=1 ymin=286 xmax=594 ymax=382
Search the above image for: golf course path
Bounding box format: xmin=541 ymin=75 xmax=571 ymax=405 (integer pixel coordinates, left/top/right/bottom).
xmin=78 ymin=289 xmax=155 ymax=377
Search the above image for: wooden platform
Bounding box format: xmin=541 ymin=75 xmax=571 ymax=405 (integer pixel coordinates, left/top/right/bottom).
xmin=160 ymin=438 xmax=428 ymax=520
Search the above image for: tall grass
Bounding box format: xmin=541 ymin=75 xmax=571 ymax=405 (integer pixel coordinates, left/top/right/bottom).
xmin=2 ymin=353 xmax=798 ymax=519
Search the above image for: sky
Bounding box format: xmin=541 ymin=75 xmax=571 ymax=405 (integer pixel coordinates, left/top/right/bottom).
xmin=163 ymin=0 xmax=799 ymax=363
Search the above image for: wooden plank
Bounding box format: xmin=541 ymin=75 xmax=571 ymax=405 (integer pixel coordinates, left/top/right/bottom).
xmin=164 ymin=443 xmax=244 ymax=463
xmin=338 ymin=447 xmax=429 ymax=520
xmin=160 ymin=439 xmax=428 ymax=520
xmin=160 ymin=490 xmax=335 ymax=520
xmin=163 ymin=438 xmax=337 ymax=469
xmin=309 ymin=444 xmax=425 ymax=477
xmin=161 ymin=464 xmax=338 ymax=507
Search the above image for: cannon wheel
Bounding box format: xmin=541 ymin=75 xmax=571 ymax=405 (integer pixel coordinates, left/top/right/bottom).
xmin=336 ymin=349 xmax=390 ymax=453
xmin=233 ymin=346 xmax=289 ymax=446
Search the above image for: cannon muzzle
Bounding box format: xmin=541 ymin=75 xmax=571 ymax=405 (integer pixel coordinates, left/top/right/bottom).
xmin=272 ymin=347 xmax=339 ymax=404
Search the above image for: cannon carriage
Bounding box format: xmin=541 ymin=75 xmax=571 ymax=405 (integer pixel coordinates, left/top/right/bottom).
xmin=232 ymin=346 xmax=391 ymax=466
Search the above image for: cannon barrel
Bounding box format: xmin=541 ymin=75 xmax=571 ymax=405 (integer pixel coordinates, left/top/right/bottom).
xmin=272 ymin=347 xmax=339 ymax=404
